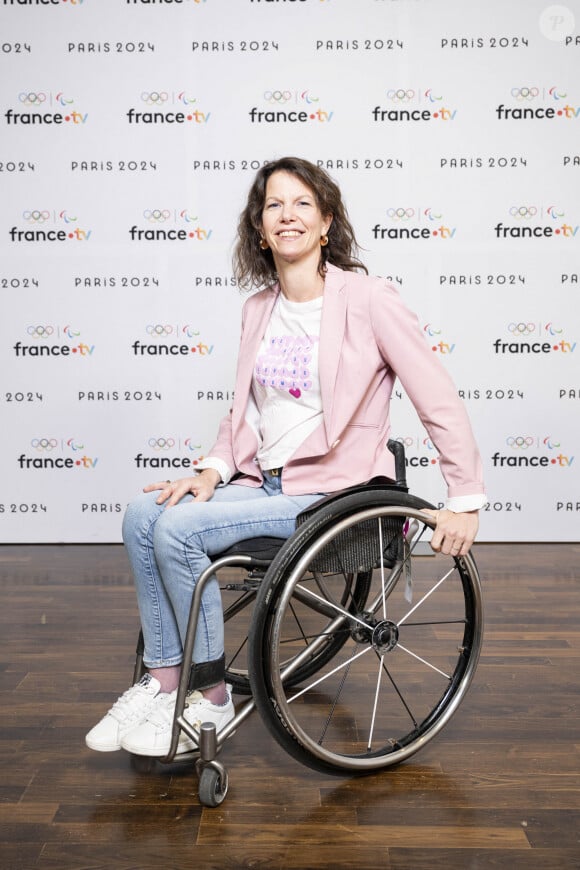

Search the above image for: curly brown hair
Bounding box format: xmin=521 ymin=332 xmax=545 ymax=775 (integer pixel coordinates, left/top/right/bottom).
xmin=233 ymin=157 xmax=367 ymax=291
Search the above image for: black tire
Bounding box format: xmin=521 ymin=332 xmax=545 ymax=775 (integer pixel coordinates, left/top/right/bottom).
xmin=198 ymin=765 xmax=228 ymax=807
xmin=249 ymin=490 xmax=483 ymax=775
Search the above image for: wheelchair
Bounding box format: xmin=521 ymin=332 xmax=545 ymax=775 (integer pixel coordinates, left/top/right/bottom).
xmin=131 ymin=440 xmax=484 ymax=807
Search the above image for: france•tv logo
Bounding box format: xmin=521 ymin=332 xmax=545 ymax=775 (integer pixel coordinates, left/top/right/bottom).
xmin=249 ymin=89 xmax=333 ymax=124
xmin=18 ymin=437 xmax=98 ymax=471
xmin=424 ymin=324 xmax=456 ymax=355
xmin=492 ymin=435 xmax=574 ymax=469
xmin=13 ymin=324 xmax=96 ymax=358
xmin=373 ymin=207 xmax=457 ymax=241
xmin=496 ymin=86 xmax=580 ymax=121
xmin=129 ymin=209 xmax=212 ymax=242
xmin=372 ymin=88 xmax=457 ymax=123
xmin=127 ymin=91 xmax=211 ymax=125
xmin=494 ymin=205 xmax=578 ymax=240
xmin=9 ymin=209 xmax=92 ymax=243
xmin=134 ymin=436 xmax=205 ymax=470
xmin=4 ymin=91 xmax=88 ymax=126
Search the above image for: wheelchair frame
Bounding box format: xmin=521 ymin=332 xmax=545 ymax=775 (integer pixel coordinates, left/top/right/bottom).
xmin=131 ymin=441 xmax=484 ymax=807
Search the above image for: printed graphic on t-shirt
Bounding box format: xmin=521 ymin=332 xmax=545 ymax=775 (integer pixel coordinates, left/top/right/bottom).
xmin=255 ymin=334 xmax=318 ymax=399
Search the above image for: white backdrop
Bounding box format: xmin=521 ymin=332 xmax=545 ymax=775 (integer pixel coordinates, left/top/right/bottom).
xmin=1 ymin=0 xmax=578 ymax=543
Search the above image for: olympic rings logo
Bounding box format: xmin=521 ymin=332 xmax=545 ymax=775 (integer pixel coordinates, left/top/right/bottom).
xmin=510 ymin=87 xmax=539 ymax=100
xmin=263 ymin=91 xmax=292 ymax=103
xmin=386 ymin=89 xmax=415 ymax=102
xmin=23 ymin=210 xmax=50 ymax=223
xmin=506 ymin=436 xmax=534 ymax=449
xmin=19 ymin=92 xmax=46 ymax=105
xmin=508 ymin=322 xmax=536 ymax=336
xmin=141 ymin=91 xmax=168 ymax=105
xmin=387 ymin=207 xmax=415 ymax=221
xmin=509 ymin=206 xmax=537 ymax=219
xmin=143 ymin=209 xmax=170 ymax=222
xmin=27 ymin=325 xmax=54 ymax=338
xmin=395 ymin=436 xmax=414 ymax=447
xmin=148 ymin=438 xmax=175 ymax=450
xmin=146 ymin=324 xmax=174 ymax=336
xmin=31 ymin=438 xmax=57 ymax=451
xmin=182 ymin=325 xmax=200 ymax=337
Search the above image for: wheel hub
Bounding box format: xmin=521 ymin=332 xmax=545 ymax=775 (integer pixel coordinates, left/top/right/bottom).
xmin=372 ymin=620 xmax=399 ymax=654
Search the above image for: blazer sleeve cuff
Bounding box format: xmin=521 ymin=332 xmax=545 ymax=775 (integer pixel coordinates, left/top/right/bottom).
xmin=445 ymin=494 xmax=487 ymax=513
xmin=195 ymin=457 xmax=232 ymax=486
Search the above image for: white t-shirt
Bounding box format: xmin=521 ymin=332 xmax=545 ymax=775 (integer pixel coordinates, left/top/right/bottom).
xmin=253 ymin=293 xmax=323 ymax=470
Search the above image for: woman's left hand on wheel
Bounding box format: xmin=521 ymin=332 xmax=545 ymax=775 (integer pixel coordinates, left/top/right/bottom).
xmin=422 ymin=509 xmax=479 ymax=557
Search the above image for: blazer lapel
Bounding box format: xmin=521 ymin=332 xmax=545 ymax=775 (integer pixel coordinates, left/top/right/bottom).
xmin=232 ymin=287 xmax=279 ymax=437
xmin=319 ymin=265 xmax=347 ymax=444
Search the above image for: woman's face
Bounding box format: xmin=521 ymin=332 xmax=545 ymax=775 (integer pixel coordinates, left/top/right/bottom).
xmin=260 ymin=170 xmax=332 ymax=269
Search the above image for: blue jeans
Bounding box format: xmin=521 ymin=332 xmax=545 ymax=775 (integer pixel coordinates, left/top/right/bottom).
xmin=122 ymin=473 xmax=324 ymax=680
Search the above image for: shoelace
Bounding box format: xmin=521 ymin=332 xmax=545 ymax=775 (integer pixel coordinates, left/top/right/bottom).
xmin=110 ymin=679 xmax=157 ymax=723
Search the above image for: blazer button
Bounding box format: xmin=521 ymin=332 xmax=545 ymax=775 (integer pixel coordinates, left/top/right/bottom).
xmin=331 ymin=439 xmax=341 ymax=448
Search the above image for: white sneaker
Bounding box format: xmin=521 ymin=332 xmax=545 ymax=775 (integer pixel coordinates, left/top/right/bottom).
xmin=85 ymin=674 xmax=166 ymax=752
xmin=120 ymin=687 xmax=235 ymax=757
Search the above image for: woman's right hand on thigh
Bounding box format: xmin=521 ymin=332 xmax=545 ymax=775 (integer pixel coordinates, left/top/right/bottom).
xmin=143 ymin=468 xmax=221 ymax=508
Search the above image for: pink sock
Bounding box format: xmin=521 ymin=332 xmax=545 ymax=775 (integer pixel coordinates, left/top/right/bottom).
xmin=147 ymin=665 xmax=181 ymax=693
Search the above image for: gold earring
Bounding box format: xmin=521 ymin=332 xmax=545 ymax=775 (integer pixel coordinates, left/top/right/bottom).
xmin=320 ymin=234 xmax=329 ymax=247
xmin=259 ymin=238 xmax=269 ymax=250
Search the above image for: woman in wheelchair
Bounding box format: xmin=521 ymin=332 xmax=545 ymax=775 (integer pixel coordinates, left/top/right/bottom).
xmin=86 ymin=157 xmax=485 ymax=758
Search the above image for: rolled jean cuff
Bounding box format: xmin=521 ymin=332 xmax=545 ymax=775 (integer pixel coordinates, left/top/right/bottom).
xmin=188 ymin=654 xmax=225 ymax=692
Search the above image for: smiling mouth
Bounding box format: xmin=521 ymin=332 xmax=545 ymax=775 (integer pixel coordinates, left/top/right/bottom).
xmin=277 ymin=230 xmax=303 ymax=239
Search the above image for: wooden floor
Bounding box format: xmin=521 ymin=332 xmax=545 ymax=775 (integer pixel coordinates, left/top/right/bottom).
xmin=1 ymin=542 xmax=579 ymax=870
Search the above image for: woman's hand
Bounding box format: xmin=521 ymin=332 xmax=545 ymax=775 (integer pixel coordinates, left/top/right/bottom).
xmin=422 ymin=508 xmax=479 ymax=557
xmin=143 ymin=468 xmax=221 ymax=508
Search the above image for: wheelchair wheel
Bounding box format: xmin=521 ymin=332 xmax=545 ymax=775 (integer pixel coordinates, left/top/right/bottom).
xmin=222 ymin=566 xmax=372 ymax=695
xmin=249 ymin=491 xmax=483 ymax=775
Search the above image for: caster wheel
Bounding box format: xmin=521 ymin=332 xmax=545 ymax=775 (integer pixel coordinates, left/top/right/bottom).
xmin=198 ymin=765 xmax=229 ymax=807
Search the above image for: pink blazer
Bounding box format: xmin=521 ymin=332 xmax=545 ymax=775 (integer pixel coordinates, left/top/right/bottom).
xmin=208 ymin=264 xmax=485 ymax=498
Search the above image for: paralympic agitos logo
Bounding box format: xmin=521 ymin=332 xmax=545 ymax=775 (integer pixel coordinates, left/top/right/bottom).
xmin=4 ymin=91 xmax=88 ymax=126
xmin=249 ymin=89 xmax=333 ymax=124
xmin=492 ymin=435 xmax=574 ymax=469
